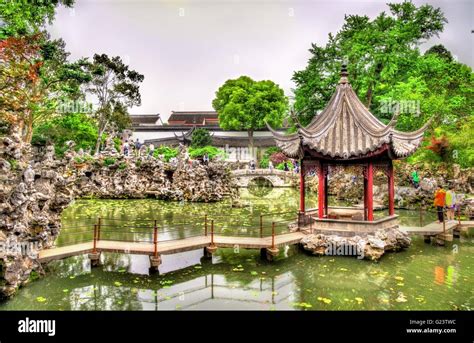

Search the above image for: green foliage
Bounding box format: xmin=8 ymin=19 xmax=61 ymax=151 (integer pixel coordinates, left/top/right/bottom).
xmin=259 ymin=147 xmax=281 ymax=168
xmin=276 ymin=161 xmax=294 ymax=171
xmin=0 ymin=0 xmax=75 ymax=38
xmin=212 ymin=75 xmax=288 ymax=147
xmin=188 ymin=146 xmax=225 ymax=160
xmin=118 ymin=162 xmax=127 ymax=170
xmin=113 ymin=137 xmax=121 ymax=153
xmin=32 ymin=113 xmax=97 ymax=156
xmin=103 ymin=157 xmax=116 ymax=167
xmin=292 ymin=2 xmax=448 ymax=125
xmin=153 ymin=146 xmax=178 ymax=162
xmin=191 ymin=128 xmax=212 ymax=148
xmin=7 ymin=158 xmax=18 ymax=170
xmin=407 ymin=118 xmax=474 ymax=168
xmin=73 ymin=155 xmax=93 ymax=164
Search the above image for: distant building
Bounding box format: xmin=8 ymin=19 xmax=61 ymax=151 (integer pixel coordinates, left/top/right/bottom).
xmin=167 ymin=111 xmax=219 ymax=127
xmin=128 ymin=111 xmax=284 ymax=161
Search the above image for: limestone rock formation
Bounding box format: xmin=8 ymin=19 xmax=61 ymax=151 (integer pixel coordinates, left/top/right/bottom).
xmin=300 ymin=228 xmax=411 ymax=261
xmin=0 ymin=129 xmax=74 ymax=298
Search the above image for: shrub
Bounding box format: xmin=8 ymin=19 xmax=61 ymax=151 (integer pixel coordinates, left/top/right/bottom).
xmin=103 ymin=157 xmax=116 ymax=166
xmin=32 ymin=113 xmax=97 ymax=157
xmin=276 ymin=161 xmax=293 ymax=170
xmin=259 ymin=146 xmax=281 ymax=168
xmin=191 ymin=128 xmax=212 ymax=148
xmin=188 ymin=146 xmax=225 ymax=160
xmin=270 ymin=152 xmax=289 ymax=165
xmin=153 ymin=146 xmax=179 ymax=162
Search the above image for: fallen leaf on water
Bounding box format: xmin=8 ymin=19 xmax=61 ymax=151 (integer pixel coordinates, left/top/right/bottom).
xmin=114 ymin=281 xmax=122 ymax=287
xmin=36 ymin=296 xmax=47 ymax=303
xmin=394 ymin=276 xmax=404 ymax=281
xmin=317 ymin=297 xmax=332 ymax=304
xmin=355 ymin=297 xmax=363 ymax=304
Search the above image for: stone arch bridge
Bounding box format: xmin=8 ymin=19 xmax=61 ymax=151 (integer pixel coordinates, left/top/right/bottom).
xmin=231 ymin=169 xmax=298 ymax=187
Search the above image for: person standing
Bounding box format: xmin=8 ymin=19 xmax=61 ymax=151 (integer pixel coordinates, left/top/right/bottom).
xmin=123 ymin=141 xmax=129 ymax=156
xmin=283 ymin=161 xmax=289 ymax=172
xmin=445 ymin=186 xmax=457 ymax=221
xmin=148 ymin=143 xmax=155 ymax=158
xmin=135 ymin=138 xmax=142 ymax=156
xmin=268 ymin=160 xmax=273 ymax=171
xmin=433 ymin=186 xmax=446 ymax=223
xmin=293 ymin=160 xmax=299 ymax=174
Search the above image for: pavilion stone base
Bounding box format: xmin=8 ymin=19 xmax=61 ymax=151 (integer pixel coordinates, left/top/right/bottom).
xmin=311 ymin=215 xmax=399 ymax=237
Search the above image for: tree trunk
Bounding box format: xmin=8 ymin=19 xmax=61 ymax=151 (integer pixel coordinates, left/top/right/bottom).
xmin=248 ymin=129 xmax=254 ymax=161
xmin=94 ymin=126 xmax=106 ymax=156
xmin=365 ymin=83 xmax=373 ymax=110
xmin=23 ymin=113 xmax=33 ymax=143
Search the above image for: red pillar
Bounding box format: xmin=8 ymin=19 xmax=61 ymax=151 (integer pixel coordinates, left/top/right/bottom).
xmin=299 ymin=160 xmax=305 ymax=213
xmin=367 ymin=162 xmax=374 ymax=221
xmin=324 ymin=171 xmax=328 ymax=216
xmin=363 ymin=171 xmax=368 ymax=220
xmin=388 ymin=161 xmax=395 ymax=216
xmin=318 ymin=162 xmax=325 ymax=219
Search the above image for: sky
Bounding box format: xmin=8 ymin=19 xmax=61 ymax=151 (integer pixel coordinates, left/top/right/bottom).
xmin=47 ymin=0 xmax=474 ymax=121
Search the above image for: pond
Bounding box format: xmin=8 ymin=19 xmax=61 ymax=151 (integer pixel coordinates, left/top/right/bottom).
xmin=1 ymin=188 xmax=472 ymax=310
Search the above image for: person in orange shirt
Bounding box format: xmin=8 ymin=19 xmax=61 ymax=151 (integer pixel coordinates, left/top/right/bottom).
xmin=433 ymin=186 xmax=446 ymax=223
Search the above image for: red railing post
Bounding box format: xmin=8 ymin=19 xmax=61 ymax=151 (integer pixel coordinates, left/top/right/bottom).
xmin=211 ymin=220 xmax=214 ymax=245
xmin=153 ymin=219 xmax=158 ymax=257
xmin=204 ymin=215 xmax=208 ymax=236
xmin=259 ymin=215 xmax=263 ymax=238
xmin=93 ymin=224 xmax=97 ymax=253
xmin=457 ymin=205 xmax=461 ymax=226
xmin=271 ymin=222 xmax=275 ymax=250
xmin=419 ymin=206 xmax=423 ymax=227
xmin=97 ymin=217 xmax=101 ymax=241
xmin=443 ymin=210 xmax=446 ymax=233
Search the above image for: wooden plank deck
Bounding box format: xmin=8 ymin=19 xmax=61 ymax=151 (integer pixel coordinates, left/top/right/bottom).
xmin=38 ymin=231 xmax=307 ymax=263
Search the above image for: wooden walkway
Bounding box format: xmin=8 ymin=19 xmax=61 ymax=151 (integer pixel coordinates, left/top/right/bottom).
xmin=400 ymin=220 xmax=473 ymax=235
xmin=38 ymin=232 xmax=306 ymax=263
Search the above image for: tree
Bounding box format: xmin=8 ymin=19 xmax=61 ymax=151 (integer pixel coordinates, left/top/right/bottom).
xmin=0 ymin=0 xmax=74 ymax=38
xmin=84 ymin=54 xmax=144 ymax=154
xmin=292 ymin=2 xmax=447 ymax=125
xmin=212 ymin=76 xmax=288 ymax=151
xmin=0 ymin=34 xmax=91 ymax=142
xmin=191 ymin=128 xmax=212 ymax=148
xmin=32 ymin=112 xmax=97 ymax=156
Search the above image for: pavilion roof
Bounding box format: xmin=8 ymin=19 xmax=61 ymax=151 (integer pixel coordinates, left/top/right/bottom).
xmin=268 ymin=65 xmax=431 ymax=160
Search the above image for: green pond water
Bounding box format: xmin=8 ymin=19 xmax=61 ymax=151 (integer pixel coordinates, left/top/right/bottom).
xmin=1 ymin=188 xmax=473 ymax=311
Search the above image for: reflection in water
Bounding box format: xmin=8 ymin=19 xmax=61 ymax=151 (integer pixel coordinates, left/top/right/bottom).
xmin=0 ymin=188 xmax=472 ymax=311
xmin=247 ymin=178 xmax=274 ymax=197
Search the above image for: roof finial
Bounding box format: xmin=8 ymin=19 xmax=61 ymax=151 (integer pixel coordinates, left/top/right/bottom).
xmin=339 ymin=58 xmax=349 ymax=84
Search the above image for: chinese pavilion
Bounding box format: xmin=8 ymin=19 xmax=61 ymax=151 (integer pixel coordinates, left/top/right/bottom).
xmin=268 ymin=65 xmax=430 ymax=234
